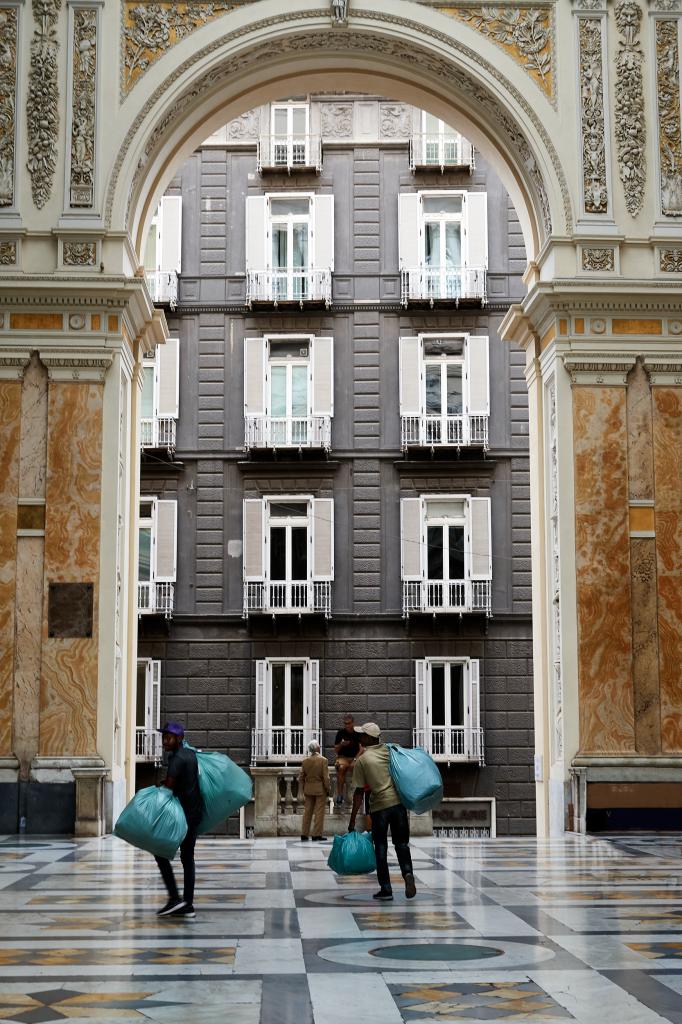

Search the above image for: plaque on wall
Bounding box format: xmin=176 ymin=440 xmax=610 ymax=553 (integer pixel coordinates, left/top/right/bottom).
xmin=47 ymin=582 xmax=94 ymax=639
xmin=432 ymin=798 xmax=494 ymax=838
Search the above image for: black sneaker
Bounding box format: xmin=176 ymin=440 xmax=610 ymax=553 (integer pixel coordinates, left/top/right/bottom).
xmin=170 ymin=903 xmax=196 ymax=919
xmin=300 ymin=835 xmax=309 ymax=841
xmin=373 ymin=889 xmax=393 ymax=901
xmin=312 ymin=836 xmax=328 ymax=842
xmin=157 ymin=898 xmax=184 ymax=917
xmin=404 ymin=873 xmax=417 ymax=899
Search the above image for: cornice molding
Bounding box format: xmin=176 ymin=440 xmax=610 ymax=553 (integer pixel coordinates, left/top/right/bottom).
xmin=0 ymin=349 xmax=31 ymax=380
xmin=561 ymin=353 xmax=637 ymax=385
xmin=642 ymin=356 xmax=682 ymax=384
xmin=39 ymin=347 xmax=114 ymax=381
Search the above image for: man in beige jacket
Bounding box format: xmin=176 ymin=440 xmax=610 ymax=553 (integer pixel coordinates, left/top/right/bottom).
xmin=299 ymin=740 xmax=330 ymax=841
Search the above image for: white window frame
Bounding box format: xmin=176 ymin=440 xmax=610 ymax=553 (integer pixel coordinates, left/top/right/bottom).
xmin=421 ymin=112 xmax=459 ymax=166
xmin=266 ymin=495 xmax=313 ymax=610
xmin=422 ymin=334 xmax=466 ymax=445
xmin=424 ymin=498 xmax=467 ymax=586
xmin=267 ymin=334 xmax=313 ymax=447
xmin=253 ymin=657 xmax=320 ymax=762
xmin=138 ymin=496 xmax=176 ymax=616
xmin=415 ymin=657 xmax=483 ymax=762
xmin=271 ymin=103 xmax=310 ymax=167
xmin=268 ymin=193 xmax=313 ymax=300
xmin=136 ymin=658 xmax=162 ymax=762
xmin=420 ymin=190 xmax=465 ymax=299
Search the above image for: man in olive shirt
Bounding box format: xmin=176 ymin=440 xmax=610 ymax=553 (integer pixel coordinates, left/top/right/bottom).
xmin=347 ymin=722 xmax=416 ymax=902
xmin=155 ymin=721 xmax=204 ymax=918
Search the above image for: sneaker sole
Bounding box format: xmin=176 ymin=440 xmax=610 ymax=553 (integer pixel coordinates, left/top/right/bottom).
xmin=373 ymin=895 xmax=394 ymax=901
xmin=158 ymin=901 xmax=186 ymax=917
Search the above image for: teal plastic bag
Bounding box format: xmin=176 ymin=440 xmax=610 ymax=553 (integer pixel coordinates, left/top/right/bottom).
xmin=113 ymin=785 xmax=187 ymax=859
xmin=327 ymin=831 xmax=377 ymax=875
xmin=386 ymin=743 xmax=443 ymax=815
xmin=184 ymin=743 xmax=253 ymax=834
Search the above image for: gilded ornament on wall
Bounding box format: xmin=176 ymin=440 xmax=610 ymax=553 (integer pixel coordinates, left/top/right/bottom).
xmin=660 ymin=248 xmax=682 ymax=271
xmin=582 ymin=246 xmax=615 ymax=271
xmin=579 ymin=17 xmax=608 ymax=213
xmin=655 ymin=19 xmax=682 ymax=216
xmin=70 ymin=8 xmax=98 ymax=208
xmin=0 ymin=240 xmax=16 ymax=265
xmin=0 ymin=7 xmax=18 ymax=207
xmin=614 ymin=2 xmax=645 ymax=216
xmin=63 ymin=241 xmax=97 ymax=266
xmin=27 ymin=0 xmax=62 ymax=210
xmin=439 ymin=5 xmax=554 ymax=101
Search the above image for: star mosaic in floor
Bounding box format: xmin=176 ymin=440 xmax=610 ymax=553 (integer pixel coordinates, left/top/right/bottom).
xmin=1 ymin=834 xmax=682 ymax=1022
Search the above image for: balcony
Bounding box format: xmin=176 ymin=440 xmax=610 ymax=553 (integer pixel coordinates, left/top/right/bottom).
xmin=140 ymin=416 xmax=177 ymax=453
xmin=243 ymin=580 xmax=331 ymax=618
xmin=251 ymin=727 xmax=321 ymax=766
xmin=414 ymin=726 xmax=485 ymax=765
xmin=136 ymin=727 xmax=163 ymax=763
xmin=245 ymin=414 xmax=332 ymax=452
xmin=402 ymin=579 xmax=491 ymax=617
xmin=146 ymin=270 xmax=178 ymax=309
xmin=410 ymin=134 xmax=475 ymax=173
xmin=401 ymin=267 xmax=486 ymax=305
xmin=138 ymin=581 xmax=175 ymax=618
xmin=246 ymin=268 xmax=332 ymax=307
xmin=401 ymin=414 xmax=489 ymax=452
xmin=257 ymin=134 xmax=322 ymax=174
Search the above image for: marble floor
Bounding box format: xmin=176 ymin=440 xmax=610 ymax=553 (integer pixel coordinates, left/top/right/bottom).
xmin=1 ymin=833 xmax=682 ymax=1022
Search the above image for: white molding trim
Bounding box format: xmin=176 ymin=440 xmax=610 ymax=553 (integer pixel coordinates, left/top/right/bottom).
xmin=642 ymin=356 xmax=682 ymax=384
xmin=561 ymin=354 xmax=637 ymax=385
xmin=39 ymin=348 xmax=114 ymax=382
xmin=0 ymin=348 xmax=31 ymax=380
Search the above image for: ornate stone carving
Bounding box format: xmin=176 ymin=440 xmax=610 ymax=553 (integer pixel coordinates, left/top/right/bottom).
xmin=70 ymin=8 xmax=98 ymax=207
xmin=27 ymin=0 xmax=62 ymax=209
xmin=227 ymin=109 xmax=259 ymax=139
xmin=68 ymin=313 xmax=86 ymax=330
xmin=0 ymin=7 xmax=18 ymax=207
xmin=320 ymin=102 xmax=353 ymax=138
xmin=574 ymin=0 xmax=604 ymax=8
xmin=379 ymin=103 xmax=411 ymax=138
xmin=0 ymin=240 xmax=16 ymax=265
xmin=582 ymin=246 xmax=615 ymax=271
xmin=655 ymin=19 xmax=682 ymax=216
xmin=440 ymin=5 xmax=554 ymax=101
xmin=63 ymin=241 xmax=97 ymax=266
xmin=660 ymin=248 xmax=682 ymax=271
xmin=650 ymin=0 xmax=682 ymax=10
xmin=331 ymin=0 xmax=348 ymax=24
xmin=614 ymin=2 xmax=645 ymax=216
xmin=578 ymin=17 xmax=608 ymax=213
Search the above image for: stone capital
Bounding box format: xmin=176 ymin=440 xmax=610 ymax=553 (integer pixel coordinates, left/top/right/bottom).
xmin=642 ymin=356 xmax=682 ymax=385
xmin=561 ymin=354 xmax=637 ymax=385
xmin=0 ymin=349 xmax=31 ymax=380
xmin=39 ymin=348 xmax=114 ymax=382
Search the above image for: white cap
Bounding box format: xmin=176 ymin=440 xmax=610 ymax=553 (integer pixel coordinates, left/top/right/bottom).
xmin=354 ymin=722 xmax=381 ymax=739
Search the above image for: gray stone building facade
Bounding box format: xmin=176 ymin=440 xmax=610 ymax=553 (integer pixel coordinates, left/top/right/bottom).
xmin=137 ymin=95 xmax=534 ymax=837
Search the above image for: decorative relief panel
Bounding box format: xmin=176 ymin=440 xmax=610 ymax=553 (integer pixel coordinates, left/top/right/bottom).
xmin=438 ymin=5 xmax=554 ymax=101
xmin=582 ymin=246 xmax=615 ymax=270
xmin=614 ymin=2 xmax=645 ymax=216
xmin=320 ymin=102 xmax=353 ymax=138
xmin=70 ymin=8 xmax=98 ymax=208
xmin=660 ymin=247 xmax=682 ymax=271
xmin=27 ymin=0 xmax=62 ymax=210
xmin=63 ymin=241 xmax=97 ymax=266
xmin=655 ymin=19 xmax=682 ymax=216
xmin=0 ymin=241 xmax=16 ymax=265
xmin=379 ymin=103 xmax=411 ymax=138
xmin=0 ymin=7 xmax=18 ymax=207
xmin=226 ymin=109 xmax=259 ymax=140
xmin=578 ymin=16 xmax=608 ymax=213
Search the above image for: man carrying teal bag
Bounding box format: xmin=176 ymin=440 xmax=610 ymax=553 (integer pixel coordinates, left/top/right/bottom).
xmin=155 ymin=722 xmax=204 ymax=919
xmin=347 ymin=722 xmax=417 ymax=903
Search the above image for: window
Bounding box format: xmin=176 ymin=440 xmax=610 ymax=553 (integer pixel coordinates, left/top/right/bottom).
xmin=422 ymin=194 xmax=462 ymax=299
xmin=270 ymin=197 xmax=311 ymax=299
xmin=415 ymin=658 xmax=482 ymax=761
xmin=271 ymin=103 xmax=309 ymax=166
xmin=144 ymin=196 xmax=182 ymax=306
xmin=422 ymin=113 xmax=459 ymax=166
xmin=243 ymin=495 xmax=334 ymax=616
xmin=140 ymin=337 xmax=179 ymax=450
xmin=138 ymin=497 xmax=177 ymax=616
xmin=253 ymin=658 xmax=320 ymax=762
xmin=136 ymin=659 xmax=162 ymax=762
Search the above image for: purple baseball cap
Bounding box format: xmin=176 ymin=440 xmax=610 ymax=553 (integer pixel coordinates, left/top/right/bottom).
xmin=159 ymin=721 xmax=185 ymax=737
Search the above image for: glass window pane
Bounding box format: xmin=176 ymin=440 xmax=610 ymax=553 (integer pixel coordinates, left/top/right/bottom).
xmin=272 ymin=224 xmax=287 ymax=269
xmin=270 ymin=526 xmax=286 ymax=580
xmin=449 ymin=525 xmax=465 ymax=581
xmin=425 ymin=364 xmax=442 ymax=415
xmin=274 ymin=108 xmax=288 ymax=135
xmin=292 ymin=107 xmax=307 ymax=134
xmin=290 ymin=664 xmax=304 ymax=726
xmin=291 ymin=526 xmax=308 ymax=581
xmin=425 ymin=112 xmax=440 ymax=134
xmin=423 ymin=195 xmax=462 ymax=215
xmin=425 ymin=222 xmax=440 ymax=266
xmin=445 ymin=223 xmax=461 ymax=267
xmin=450 ymin=664 xmax=465 ymax=726
xmin=270 ymin=366 xmax=287 ymax=417
xmin=426 ymin=499 xmax=465 ymax=521
xmin=144 ymin=223 xmax=157 ymax=272
xmin=141 ymin=367 xmax=154 ymax=419
xmin=431 ymin=664 xmax=445 ymax=726
xmin=427 ymin=525 xmax=444 ymax=580
xmin=138 ymin=528 xmax=152 ymax=581
xmin=291 ymin=365 xmax=308 ymax=417
xmin=269 ymin=501 xmax=308 ymax=518
xmin=447 ymin=364 xmax=463 ymax=416
xmin=293 ymin=223 xmax=308 ymax=268
xmin=272 ymin=665 xmax=285 ymax=727
xmin=270 ymin=198 xmax=310 ymax=216
xmin=136 ymin=663 xmax=147 ymax=728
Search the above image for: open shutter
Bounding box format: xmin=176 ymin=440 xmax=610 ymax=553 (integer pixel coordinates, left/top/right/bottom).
xmin=245 ymin=196 xmax=267 ymax=271
xmin=243 ymin=498 xmax=265 ymax=580
xmin=468 ymin=659 xmax=481 ymax=761
xmin=157 ymin=337 xmax=179 ymax=418
xmin=305 ymin=659 xmax=320 ymax=737
xmin=150 ymin=660 xmax=161 ymax=731
xmin=401 ymin=497 xmax=422 ymax=580
xmin=398 ymin=193 xmax=421 ymax=269
xmin=468 ymin=497 xmax=492 ymax=580
xmin=415 ymin=659 xmax=427 ymax=745
xmin=244 ymin=336 xmax=266 ymax=416
xmin=399 ymin=336 xmax=421 ymax=416
xmin=160 ymin=196 xmax=182 ymax=273
xmin=312 ymin=498 xmax=334 ymax=580
xmin=155 ymin=500 xmax=177 ymax=582
xmin=466 ymin=335 xmax=489 ymax=417
xmin=255 ymin=660 xmax=266 ymax=732
xmin=464 ymin=191 xmax=488 ymax=273
xmin=312 ymin=336 xmax=333 ymax=416
xmin=313 ymin=195 xmax=334 ymax=271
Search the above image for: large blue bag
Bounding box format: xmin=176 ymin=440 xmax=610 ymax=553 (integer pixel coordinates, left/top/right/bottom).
xmin=327 ymin=831 xmax=377 ymax=875
xmin=185 ymin=744 xmax=253 ymax=834
xmin=386 ymin=743 xmax=443 ymax=815
xmin=113 ymin=786 xmax=187 ymax=859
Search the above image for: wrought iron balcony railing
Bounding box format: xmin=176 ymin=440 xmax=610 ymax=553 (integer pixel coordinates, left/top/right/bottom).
xmin=140 ymin=416 xmax=177 ymax=452
xmin=413 ymin=726 xmax=485 ymax=765
xmin=409 ymin=134 xmax=475 ymax=172
xmin=245 ymin=414 xmax=332 ymax=452
xmin=146 ymin=270 xmax=178 ymax=309
xmin=246 ymin=268 xmax=332 ymax=306
xmin=401 ymin=413 xmax=489 ymax=451
xmin=400 ymin=267 xmax=486 ymax=305
xmin=402 ymin=579 xmax=491 ymax=617
xmin=138 ymin=581 xmax=175 ymax=618
xmin=257 ymin=133 xmax=323 ymax=173
xmin=243 ymin=580 xmax=331 ymax=618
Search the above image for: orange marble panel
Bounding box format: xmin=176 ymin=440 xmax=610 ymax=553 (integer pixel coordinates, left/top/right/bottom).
xmin=0 ymin=382 xmax=22 ymax=755
xmin=40 ymin=383 xmax=103 ymax=757
xmin=653 ymin=388 xmax=682 ymax=752
xmin=91 ymin=314 xmax=101 ymax=331
xmin=574 ymin=386 xmax=636 ymax=754
xmin=108 ymin=315 xmax=118 ymax=333
xmin=541 ymin=325 xmax=556 ymax=352
xmin=10 ymin=313 xmax=62 ymax=331
xmin=629 ymin=507 xmax=655 ymax=533
xmin=574 ymin=318 xmax=585 ymax=335
xmin=612 ymin=319 xmax=662 ymax=335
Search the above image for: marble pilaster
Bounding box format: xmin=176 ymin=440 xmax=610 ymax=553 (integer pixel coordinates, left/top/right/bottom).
xmin=0 ymin=379 xmax=22 ymax=757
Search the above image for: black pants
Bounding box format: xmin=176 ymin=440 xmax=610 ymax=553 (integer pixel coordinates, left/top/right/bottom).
xmin=371 ymin=803 xmax=413 ymax=891
xmin=155 ymin=823 xmax=198 ymax=905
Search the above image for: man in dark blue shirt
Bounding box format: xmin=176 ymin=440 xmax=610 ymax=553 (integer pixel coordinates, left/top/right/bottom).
xmin=155 ymin=721 xmax=204 ymax=918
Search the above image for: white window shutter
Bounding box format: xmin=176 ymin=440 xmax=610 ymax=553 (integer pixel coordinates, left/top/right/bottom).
xmin=401 ymin=497 xmax=422 ymax=580
xmin=244 ymin=336 xmax=266 ymax=416
xmin=243 ymin=498 xmax=265 ymax=580
xmin=313 ymin=195 xmax=334 ymax=270
xmin=155 ymin=500 xmax=177 ymax=582
xmin=464 ymin=191 xmax=488 ymax=273
xmin=415 ymin=659 xmax=427 ymax=739
xmin=255 ymin=660 xmax=266 ymax=732
xmin=312 ymin=336 xmax=334 ymax=416
xmin=160 ymin=196 xmax=182 ymax=273
xmin=312 ymin=498 xmax=334 ymax=580
xmin=398 ymin=193 xmax=420 ymax=269
xmin=246 ymin=196 xmax=267 ymax=271
xmin=150 ymin=660 xmax=161 ymax=730
xmin=306 ymin=660 xmax=320 ymax=734
xmin=157 ymin=337 xmax=179 ymax=419
xmin=466 ymin=335 xmax=489 ymax=417
xmin=468 ymin=497 xmax=492 ymax=580
xmin=470 ymin=659 xmax=481 ymax=733
xmin=399 ymin=336 xmax=421 ymax=416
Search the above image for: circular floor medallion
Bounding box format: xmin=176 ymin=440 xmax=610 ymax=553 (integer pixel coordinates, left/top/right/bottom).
xmin=368 ymin=942 xmax=502 ymax=962
xmin=316 ymin=937 xmax=556 ymax=970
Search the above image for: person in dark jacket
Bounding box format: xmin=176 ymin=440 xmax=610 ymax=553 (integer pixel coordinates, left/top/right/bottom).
xmin=155 ymin=721 xmax=204 ymax=918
